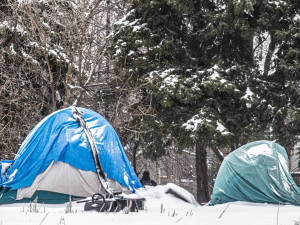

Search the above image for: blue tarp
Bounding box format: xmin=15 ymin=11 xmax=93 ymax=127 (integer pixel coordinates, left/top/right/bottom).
xmin=0 ymin=107 xmax=142 ymax=192
xmin=210 ymin=140 xmax=300 ymax=205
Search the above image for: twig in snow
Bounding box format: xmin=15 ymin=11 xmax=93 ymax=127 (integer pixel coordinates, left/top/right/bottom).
xmin=294 ymin=218 xmax=300 ymax=225
xmin=124 ymin=207 xmax=130 ymax=214
xmin=186 ymin=210 xmax=193 ymax=216
xmin=277 ymin=202 xmax=280 ymax=225
xmin=219 ymin=203 xmax=230 ymax=219
xmin=39 ymin=212 xmax=49 ymax=225
xmin=172 ymin=210 xmax=176 ymax=217
xmin=175 ymin=217 xmax=183 ymax=223
xmin=58 ymin=217 xmax=65 ymax=225
xmin=65 ymin=196 xmax=73 ymax=214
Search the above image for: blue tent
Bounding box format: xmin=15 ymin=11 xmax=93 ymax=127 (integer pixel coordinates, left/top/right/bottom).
xmin=0 ymin=107 xmax=142 ymax=203
xmin=210 ymin=140 xmax=300 ymax=205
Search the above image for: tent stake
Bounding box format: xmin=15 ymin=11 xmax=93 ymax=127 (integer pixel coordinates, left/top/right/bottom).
xmin=219 ymin=203 xmax=230 ymax=219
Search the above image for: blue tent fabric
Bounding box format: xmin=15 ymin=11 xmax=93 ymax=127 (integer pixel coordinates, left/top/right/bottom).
xmin=210 ymin=140 xmax=300 ymax=205
xmin=0 ymin=107 xmax=142 ymax=192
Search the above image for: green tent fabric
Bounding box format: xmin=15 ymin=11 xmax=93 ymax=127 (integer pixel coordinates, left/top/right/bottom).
xmin=210 ymin=140 xmax=300 ymax=205
xmin=0 ymin=187 xmax=83 ymax=204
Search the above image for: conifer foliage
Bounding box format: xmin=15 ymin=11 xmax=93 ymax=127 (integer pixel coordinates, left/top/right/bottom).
xmin=109 ymin=0 xmax=300 ymax=202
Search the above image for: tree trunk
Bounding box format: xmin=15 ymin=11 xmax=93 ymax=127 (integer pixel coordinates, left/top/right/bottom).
xmin=195 ymin=141 xmax=209 ymax=203
xmin=105 ymin=0 xmax=111 ymax=78
xmin=27 ymin=3 xmax=57 ymax=111
xmin=133 ymin=144 xmax=137 ymax=174
xmin=132 ymin=140 xmax=140 ymax=174
xmin=263 ymin=33 xmax=276 ymax=77
xmin=211 ymin=148 xmax=224 ymax=162
xmin=287 ymin=148 xmax=291 ymax=171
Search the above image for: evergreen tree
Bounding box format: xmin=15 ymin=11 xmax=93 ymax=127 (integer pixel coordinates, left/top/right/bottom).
xmin=108 ymin=0 xmax=265 ymax=202
xmin=251 ymin=0 xmax=300 ymax=158
xmin=109 ymin=0 xmax=300 ymax=202
xmin=107 ymin=0 xmax=191 ymax=162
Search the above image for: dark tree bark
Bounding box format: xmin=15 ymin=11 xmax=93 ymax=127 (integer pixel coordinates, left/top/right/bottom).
xmin=106 ymin=0 xmax=111 ymax=78
xmin=287 ymin=148 xmax=291 ymax=171
xmin=132 ymin=140 xmax=140 ymax=174
xmin=263 ymin=33 xmax=276 ymax=77
xmin=211 ymin=148 xmax=224 ymax=162
xmin=195 ymin=141 xmax=209 ymax=203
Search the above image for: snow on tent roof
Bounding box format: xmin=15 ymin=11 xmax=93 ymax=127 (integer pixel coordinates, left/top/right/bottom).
xmin=0 ymin=107 xmax=142 ymax=198
xmin=210 ymin=140 xmax=300 ymax=205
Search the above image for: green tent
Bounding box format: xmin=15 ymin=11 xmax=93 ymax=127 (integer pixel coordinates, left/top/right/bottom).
xmin=210 ymin=140 xmax=300 ymax=205
xmin=0 ymin=188 xmax=80 ymax=204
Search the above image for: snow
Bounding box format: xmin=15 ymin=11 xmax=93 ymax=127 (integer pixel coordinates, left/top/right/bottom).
xmin=216 ymin=121 xmax=230 ymax=135
xmin=183 ymin=115 xmax=229 ymax=136
xmin=41 ymin=22 xmax=50 ymax=29
xmin=247 ymin=144 xmax=273 ymax=157
xmin=278 ymin=153 xmax=288 ymax=171
xmin=16 ymin=24 xmax=26 ymax=34
xmin=128 ymin=50 xmax=135 ymax=56
xmin=1 ymin=185 xmax=300 ymax=225
xmin=29 ymin=41 xmax=39 ymax=48
xmin=116 ymin=11 xmax=132 ymax=26
xmin=182 ymin=115 xmax=207 ymax=132
xmin=253 ymin=31 xmax=279 ymax=76
xmin=242 ymin=87 xmax=254 ymax=100
xmin=8 ymin=169 xmax=18 ymax=180
xmin=116 ymin=16 xmax=140 ymax=27
xmin=241 ymin=87 xmax=254 ymax=108
xmin=160 ymin=68 xmax=176 ymax=78
xmin=205 ymin=65 xmax=220 ymax=80
xmin=155 ymin=69 xmax=180 ymax=91
xmin=48 ymin=49 xmax=58 ymax=57
xmin=9 ymin=44 xmax=17 ymax=55
xmin=0 ymin=20 xmax=9 ymax=28
xmin=161 ymin=75 xmax=179 ymax=89
xmin=0 ymin=161 xmax=14 ymax=175
xmin=135 ymin=40 xmax=143 ymax=44
xmin=253 ymin=31 xmax=270 ymax=73
xmin=180 ymin=179 xmax=194 ymax=183
xmin=115 ymin=48 xmax=121 ymax=55
xmin=272 ymin=0 xmax=287 ymax=8
xmin=123 ymin=173 xmax=130 ymax=190
xmin=132 ymin=23 xmax=147 ymax=32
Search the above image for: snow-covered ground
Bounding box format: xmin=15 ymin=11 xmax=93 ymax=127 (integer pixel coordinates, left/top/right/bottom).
xmin=1 ymin=184 xmax=300 ymax=225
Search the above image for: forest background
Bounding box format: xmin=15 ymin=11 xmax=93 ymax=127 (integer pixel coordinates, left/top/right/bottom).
xmin=0 ymin=0 xmax=299 ymax=203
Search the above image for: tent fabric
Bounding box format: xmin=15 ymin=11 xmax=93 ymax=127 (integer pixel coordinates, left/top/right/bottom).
xmin=210 ymin=140 xmax=300 ymax=205
xmin=16 ymin=161 xmax=130 ymax=200
xmin=16 ymin=161 xmax=99 ymax=200
xmin=0 ymin=188 xmax=82 ymax=204
xmin=0 ymin=107 xmax=142 ymax=200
